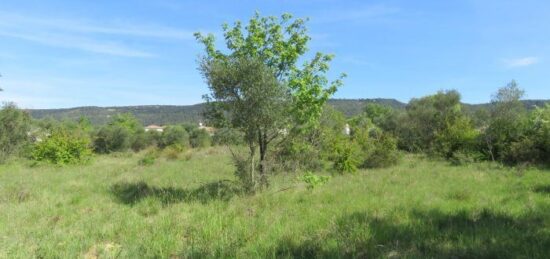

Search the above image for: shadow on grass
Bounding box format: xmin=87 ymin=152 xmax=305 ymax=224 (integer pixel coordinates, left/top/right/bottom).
xmin=533 ymin=185 xmax=550 ymax=195
xmin=110 ymin=180 xmax=241 ymax=205
xmin=274 ymin=209 xmax=550 ymax=258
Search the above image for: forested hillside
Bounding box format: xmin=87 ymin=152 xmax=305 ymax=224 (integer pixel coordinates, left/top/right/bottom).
xmin=27 ymin=99 xmax=549 ymax=126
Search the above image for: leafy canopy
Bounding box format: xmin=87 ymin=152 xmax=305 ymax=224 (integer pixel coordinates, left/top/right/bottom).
xmin=195 ymin=12 xmax=345 ymax=130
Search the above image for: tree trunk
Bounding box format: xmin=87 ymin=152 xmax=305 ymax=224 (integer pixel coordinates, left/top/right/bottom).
xmin=258 ymin=130 xmax=269 ymax=188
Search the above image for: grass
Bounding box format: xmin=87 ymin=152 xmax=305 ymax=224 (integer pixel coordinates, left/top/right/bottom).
xmin=1 ymin=147 xmax=550 ymax=258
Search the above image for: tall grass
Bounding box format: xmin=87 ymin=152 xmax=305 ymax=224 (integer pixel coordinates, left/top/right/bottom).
xmin=1 ymin=148 xmax=549 ymax=258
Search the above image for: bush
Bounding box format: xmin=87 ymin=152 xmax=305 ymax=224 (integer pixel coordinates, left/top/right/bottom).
xmin=332 ymin=141 xmax=361 ymax=174
xmin=138 ymin=149 xmax=159 ymax=166
xmin=300 ymin=171 xmax=330 ymax=190
xmin=232 ymin=154 xmax=257 ymax=193
xmin=160 ymin=125 xmax=189 ymax=149
xmin=93 ymin=113 xmax=147 ymax=154
xmin=190 ymin=129 xmax=212 ymax=148
xmin=433 ymin=117 xmax=479 ymax=159
xmin=362 ymin=134 xmax=401 ymax=168
xmin=138 ymin=155 xmax=156 ymax=166
xmin=93 ymin=125 xmax=132 ymax=153
xmin=132 ymin=131 xmax=154 ymax=152
xmin=31 ymin=131 xmax=92 ymax=165
xmin=274 ymin=138 xmax=324 ymax=172
xmin=0 ymin=103 xmax=31 ymax=163
xmin=164 ymin=147 xmax=181 ymax=160
xmin=212 ymin=127 xmax=244 ymax=146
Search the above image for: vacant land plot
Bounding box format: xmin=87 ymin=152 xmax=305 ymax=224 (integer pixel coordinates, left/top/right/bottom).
xmin=1 ymin=148 xmax=550 ymax=258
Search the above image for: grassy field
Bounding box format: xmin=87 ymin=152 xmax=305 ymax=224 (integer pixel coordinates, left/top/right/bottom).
xmin=1 ymin=147 xmax=550 ymax=258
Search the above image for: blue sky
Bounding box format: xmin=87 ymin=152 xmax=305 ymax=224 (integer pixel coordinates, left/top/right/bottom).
xmin=0 ymin=0 xmax=548 ymax=108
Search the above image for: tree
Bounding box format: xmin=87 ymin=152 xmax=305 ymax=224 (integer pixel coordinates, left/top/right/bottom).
xmin=93 ymin=113 xmax=144 ymax=153
xmin=395 ymin=90 xmax=477 ymax=159
xmin=200 ymin=57 xmax=287 ymax=188
xmin=0 ymin=103 xmax=31 ymax=162
xmin=160 ymin=125 xmax=189 ymax=148
xmin=483 ymin=80 xmax=527 ymax=161
xmin=196 ymin=13 xmax=344 ymax=190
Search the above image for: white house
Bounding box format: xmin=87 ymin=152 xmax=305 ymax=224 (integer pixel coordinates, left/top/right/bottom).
xmin=145 ymin=124 xmax=165 ymax=132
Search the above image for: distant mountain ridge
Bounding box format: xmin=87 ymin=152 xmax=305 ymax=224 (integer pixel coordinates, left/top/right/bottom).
xmin=27 ymin=99 xmax=549 ymax=126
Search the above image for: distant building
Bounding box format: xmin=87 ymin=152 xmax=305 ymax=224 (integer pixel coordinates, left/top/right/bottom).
xmin=344 ymin=123 xmax=351 ymax=136
xmin=198 ymin=122 xmax=216 ymax=136
xmin=145 ymin=124 xmax=165 ymax=132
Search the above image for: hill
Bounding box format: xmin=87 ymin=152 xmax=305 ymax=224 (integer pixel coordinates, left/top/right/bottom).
xmin=26 ymin=99 xmax=549 ymax=126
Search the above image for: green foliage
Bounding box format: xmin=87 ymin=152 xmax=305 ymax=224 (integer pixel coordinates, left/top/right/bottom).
xmin=31 ymin=130 xmax=92 ymax=165
xmin=212 ymin=127 xmax=244 ymax=146
xmin=197 ymin=13 xmax=343 ymax=191
xmin=138 ymin=152 xmax=157 ymax=166
xmin=363 ymin=103 xmax=399 ymax=132
xmin=530 ymin=104 xmax=550 ymax=164
xmin=433 ymin=117 xmax=479 ymax=159
xmin=93 ymin=125 xmax=133 ymax=153
xmin=299 ymin=171 xmax=330 ymax=190
xmin=131 ymin=130 xmax=154 ymax=152
xmin=482 ymin=80 xmax=528 ymax=162
xmin=362 ymin=133 xmax=401 ymax=168
xmin=275 ymin=138 xmax=324 ymax=172
xmin=232 ymin=153 xmax=258 ymax=194
xmin=332 ymin=141 xmax=361 ymax=174
xmin=0 ymin=103 xmax=31 ymax=163
xmin=500 ymin=104 xmax=550 ymax=165
xmin=395 ymin=90 xmax=478 ymax=161
xmin=160 ymin=125 xmax=189 ymax=149
xmin=93 ymin=113 xmax=145 ymax=153
xmin=190 ymin=128 xmax=211 ymax=148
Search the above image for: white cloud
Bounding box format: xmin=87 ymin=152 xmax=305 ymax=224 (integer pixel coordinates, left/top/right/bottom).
xmin=0 ymin=13 xmax=194 ymax=40
xmin=0 ymin=30 xmax=155 ymax=58
xmin=313 ymin=4 xmax=400 ymax=24
xmin=0 ymin=12 xmax=196 ymax=57
xmin=502 ymin=57 xmax=540 ymax=68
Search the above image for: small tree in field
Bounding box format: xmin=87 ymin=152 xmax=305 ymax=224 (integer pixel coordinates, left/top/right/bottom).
xmin=0 ymin=103 xmax=31 ymax=163
xmin=483 ymin=80 xmax=527 ymax=162
xmin=196 ymin=13 xmax=344 ymax=191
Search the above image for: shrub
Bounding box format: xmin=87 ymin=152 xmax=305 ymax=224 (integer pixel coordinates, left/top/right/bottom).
xmin=93 ymin=125 xmax=132 ymax=153
xmin=160 ymin=125 xmax=189 ymax=149
xmin=448 ymin=150 xmax=476 ymax=166
xmin=163 ymin=146 xmax=182 ymax=160
xmin=0 ymin=103 xmax=31 ymax=163
xmin=332 ymin=141 xmax=361 ymax=174
xmin=31 ymin=131 xmax=92 ymax=165
xmin=93 ymin=113 xmax=147 ymax=154
xmin=232 ymin=154 xmax=257 ymax=193
xmin=212 ymin=127 xmax=244 ymax=146
xmin=132 ymin=131 xmax=154 ymax=152
xmin=362 ymin=134 xmax=401 ymax=168
xmin=300 ymin=171 xmax=330 ymax=190
xmin=275 ymin=138 xmax=324 ymax=172
xmin=138 ymin=150 xmax=158 ymax=166
xmin=433 ymin=117 xmax=479 ymax=159
xmin=190 ymin=129 xmax=211 ymax=148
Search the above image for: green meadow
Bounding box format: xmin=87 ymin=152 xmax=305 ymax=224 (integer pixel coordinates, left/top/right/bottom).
xmin=1 ymin=147 xmax=549 ymax=258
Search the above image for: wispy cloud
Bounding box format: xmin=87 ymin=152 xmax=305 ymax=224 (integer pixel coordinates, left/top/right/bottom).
xmin=313 ymin=4 xmax=400 ymax=24
xmin=0 ymin=30 xmax=155 ymax=58
xmin=0 ymin=13 xmax=194 ymax=40
xmin=502 ymin=57 xmax=540 ymax=68
xmin=0 ymin=12 xmax=195 ymax=57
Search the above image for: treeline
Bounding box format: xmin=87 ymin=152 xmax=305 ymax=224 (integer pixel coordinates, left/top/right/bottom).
xmin=1 ymin=81 xmax=547 ymax=169
xmin=340 ymin=80 xmax=549 ymax=167
xmin=0 ymin=108 xmax=243 ymax=165
xmin=266 ymin=80 xmax=549 ymax=177
xmin=27 ymin=99 xmax=549 ymax=127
